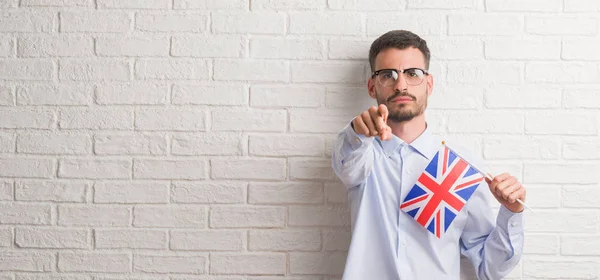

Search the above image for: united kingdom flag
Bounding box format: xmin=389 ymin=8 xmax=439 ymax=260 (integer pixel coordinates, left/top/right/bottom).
xmin=400 ymin=145 xmax=484 ymax=238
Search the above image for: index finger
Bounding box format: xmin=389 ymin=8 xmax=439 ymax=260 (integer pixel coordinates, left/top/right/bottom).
xmin=378 ymin=104 xmax=388 ymax=123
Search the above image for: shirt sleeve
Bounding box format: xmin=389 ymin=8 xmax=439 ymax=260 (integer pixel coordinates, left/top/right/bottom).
xmin=459 ymin=187 xmax=525 ymax=280
xmin=331 ymin=122 xmax=376 ymax=188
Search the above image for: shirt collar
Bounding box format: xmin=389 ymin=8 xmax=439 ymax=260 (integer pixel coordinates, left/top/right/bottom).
xmin=377 ymin=123 xmax=438 ymax=159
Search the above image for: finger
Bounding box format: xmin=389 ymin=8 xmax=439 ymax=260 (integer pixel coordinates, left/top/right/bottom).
xmin=495 ymin=176 xmax=517 ymax=194
xmin=378 ymin=104 xmax=389 ymax=123
xmin=499 ymin=181 xmax=520 ymax=201
xmin=371 ymin=110 xmax=387 ymax=133
xmin=353 ymin=115 xmax=370 ymax=136
xmin=492 ymin=173 xmax=511 ymax=184
xmin=507 ymin=187 xmax=526 ymax=204
xmin=362 ymin=109 xmax=378 ymax=136
xmin=380 ymin=126 xmax=392 ymax=141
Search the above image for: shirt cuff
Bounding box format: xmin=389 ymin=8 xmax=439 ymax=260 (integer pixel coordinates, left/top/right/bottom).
xmin=496 ymin=205 xmax=524 ymax=237
xmin=345 ymin=122 xmax=375 ymax=150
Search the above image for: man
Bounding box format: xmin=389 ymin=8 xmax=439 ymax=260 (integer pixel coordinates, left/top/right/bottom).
xmin=331 ymin=30 xmax=525 ymax=280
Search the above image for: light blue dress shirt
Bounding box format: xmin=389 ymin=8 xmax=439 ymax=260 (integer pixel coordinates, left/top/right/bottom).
xmin=332 ymin=123 xmax=524 ymax=280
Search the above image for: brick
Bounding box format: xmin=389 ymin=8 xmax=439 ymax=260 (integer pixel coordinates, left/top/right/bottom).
xmin=0 ymin=108 xmax=56 ymax=129
xmin=135 ymin=59 xmax=209 ymax=80
xmin=171 ymin=182 xmax=245 ymax=204
xmin=97 ymin=0 xmax=169 ymax=9
xmin=248 ymin=277 xmax=320 ymax=280
xmin=521 ymin=185 xmax=560 ymax=208
xmin=210 ymin=253 xmax=285 ymax=275
xmin=0 ymin=59 xmax=54 ymax=81
xmin=290 ymin=252 xmax=346 ymax=275
xmin=291 ymin=61 xmax=366 ymax=83
xmin=61 ymin=11 xmax=130 ymax=33
xmin=18 ymin=35 xmax=92 ymax=58
xmin=136 ymin=13 xmax=208 ymax=33
xmin=486 ymin=163 xmax=522 ymax=180
xmin=134 ymin=255 xmax=206 ymax=274
xmin=561 ymin=236 xmax=600 ymax=255
xmin=407 ymin=0 xmax=477 ymax=9
xmin=210 ymin=206 xmax=285 ymax=228
xmin=0 ymin=85 xmax=14 ymax=106
xmin=563 ymin=186 xmax=600 ymax=208
xmin=17 ymin=132 xmax=90 ymax=155
xmin=485 ymin=37 xmax=560 ymax=60
xmin=290 ymin=159 xmax=337 ymax=180
xmin=523 ymin=260 xmax=598 ymax=279
xmin=0 ymin=181 xmax=12 ymax=201
xmin=289 ymin=205 xmax=350 ymax=227
xmin=251 ymin=37 xmax=324 ymax=59
xmin=170 ymin=230 xmax=243 ymax=251
xmin=172 ymin=133 xmax=241 ymax=156
xmin=290 ymin=109 xmax=355 ymax=133
xmin=15 ymin=228 xmax=88 ymax=249
xmin=0 ymin=203 xmax=52 ymax=225
xmin=328 ymin=39 xmax=370 ymax=60
xmin=95 ymin=229 xmax=167 ymax=249
xmin=21 ymin=0 xmax=89 ymax=6
xmin=0 ymin=252 xmax=54 ymax=272
xmin=134 ymin=206 xmax=205 ymax=228
xmin=368 ymin=13 xmax=446 ymax=36
xmin=0 ymin=158 xmax=54 ymax=178
xmin=448 ymin=112 xmax=524 ymax=134
xmin=526 ymin=62 xmax=599 ymax=83
xmin=175 ymin=0 xmax=247 ymax=9
xmin=59 ymin=159 xmax=131 ymax=179
xmin=325 ymin=182 xmax=347 ymax=204
xmin=564 ymin=138 xmax=600 ymax=159
xmin=564 ymin=88 xmax=600 ymax=108
xmin=525 ymin=211 xmax=597 ymax=233
xmin=94 ymin=133 xmax=167 ymax=155
xmin=323 ymin=230 xmax=351 ymax=251
xmin=0 ymin=132 xmax=15 ymax=153
xmin=212 ymin=109 xmax=286 ymax=132
xmin=59 ymin=59 xmax=130 ymax=81
xmin=214 ymin=59 xmax=289 ymax=82
xmin=525 ymin=112 xmax=597 ymax=135
xmin=0 ymin=227 xmax=11 ymax=247
xmin=249 ymin=134 xmax=324 ymax=156
xmin=564 ymin=38 xmax=600 ymax=61
xmin=249 ymin=230 xmax=321 ymax=251
xmin=213 ymin=12 xmax=285 ymax=34
xmin=133 ymin=159 xmax=207 ymax=180
xmin=564 ymin=0 xmax=600 ymax=12
xmin=172 ymin=36 xmax=244 ymax=58
xmin=250 ymin=86 xmax=324 ymax=108
xmin=486 ymin=0 xmax=561 ymax=11
xmin=525 ymin=163 xmax=600 ymax=184
xmin=485 ymin=85 xmax=561 ymax=108
xmin=325 ymin=86 xmax=377 ymax=112
xmin=172 ymin=84 xmax=245 ymax=105
xmin=135 ymin=108 xmax=206 ymax=131
xmin=58 ymin=205 xmax=130 ymax=227
xmin=97 ymin=36 xmax=169 ymax=57
xmin=483 ymin=136 xmax=560 ymax=159
xmin=59 ymin=253 xmax=130 ymax=272
xmin=16 ymin=180 xmax=87 ymax=202
xmin=426 ymin=85 xmax=483 ymax=109
xmin=527 ymin=16 xmax=597 ymax=35
xmin=290 ymin=12 xmax=362 ymax=35
xmin=523 ymin=234 xmax=558 ymax=254
xmin=94 ymin=182 xmax=168 ymax=203
xmin=449 ymin=14 xmax=522 ymax=35
xmin=447 ymin=62 xmax=521 ymax=84
xmin=428 ymin=37 xmax=483 ymax=60
xmin=0 ymin=10 xmax=54 ymax=32
xmin=329 ymin=0 xmax=402 ymax=10
xmin=249 ymin=182 xmax=323 ymax=204
xmin=252 ymin=0 xmax=323 ymax=10
xmin=17 ymin=83 xmax=93 ymax=105
xmin=96 ymin=83 xmax=168 ymax=105
xmin=0 ymin=0 xmax=16 ymax=7
xmin=211 ymin=158 xmax=286 ymax=180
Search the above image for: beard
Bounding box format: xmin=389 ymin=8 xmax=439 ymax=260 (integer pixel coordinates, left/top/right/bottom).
xmin=376 ymin=89 xmax=427 ymax=123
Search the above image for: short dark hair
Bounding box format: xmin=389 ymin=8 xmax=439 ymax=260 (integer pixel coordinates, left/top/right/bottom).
xmin=368 ymin=30 xmax=431 ymax=72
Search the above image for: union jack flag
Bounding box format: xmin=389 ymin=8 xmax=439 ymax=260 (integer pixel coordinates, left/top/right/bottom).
xmin=400 ymin=145 xmax=484 ymax=238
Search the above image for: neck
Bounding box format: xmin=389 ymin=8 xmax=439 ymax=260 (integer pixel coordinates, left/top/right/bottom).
xmin=388 ymin=114 xmax=427 ymax=144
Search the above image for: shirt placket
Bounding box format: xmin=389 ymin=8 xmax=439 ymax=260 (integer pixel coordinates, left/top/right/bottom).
xmin=397 ymin=144 xmax=411 ymax=277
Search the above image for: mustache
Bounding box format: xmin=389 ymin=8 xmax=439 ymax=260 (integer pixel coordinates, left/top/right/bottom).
xmin=387 ymin=91 xmax=416 ymax=103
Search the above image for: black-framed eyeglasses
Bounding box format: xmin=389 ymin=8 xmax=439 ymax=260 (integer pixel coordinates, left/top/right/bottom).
xmin=371 ymin=68 xmax=429 ymax=87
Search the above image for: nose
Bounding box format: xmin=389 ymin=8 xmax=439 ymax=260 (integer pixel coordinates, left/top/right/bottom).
xmin=393 ymin=72 xmax=408 ymax=92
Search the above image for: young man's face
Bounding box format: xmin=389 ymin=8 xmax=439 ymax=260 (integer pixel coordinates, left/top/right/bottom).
xmin=368 ymin=47 xmax=433 ymax=123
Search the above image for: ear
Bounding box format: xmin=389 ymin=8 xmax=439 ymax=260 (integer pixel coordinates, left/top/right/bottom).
xmin=426 ymin=72 xmax=434 ymax=97
xmin=368 ymin=77 xmax=377 ymax=99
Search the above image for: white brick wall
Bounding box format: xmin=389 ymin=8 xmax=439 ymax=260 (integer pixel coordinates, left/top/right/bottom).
xmin=0 ymin=0 xmax=598 ymax=279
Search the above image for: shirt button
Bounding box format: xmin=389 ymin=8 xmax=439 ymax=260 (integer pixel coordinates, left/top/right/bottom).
xmin=511 ymin=221 xmax=517 ymax=227
xmin=355 ymin=137 xmax=360 ymax=143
